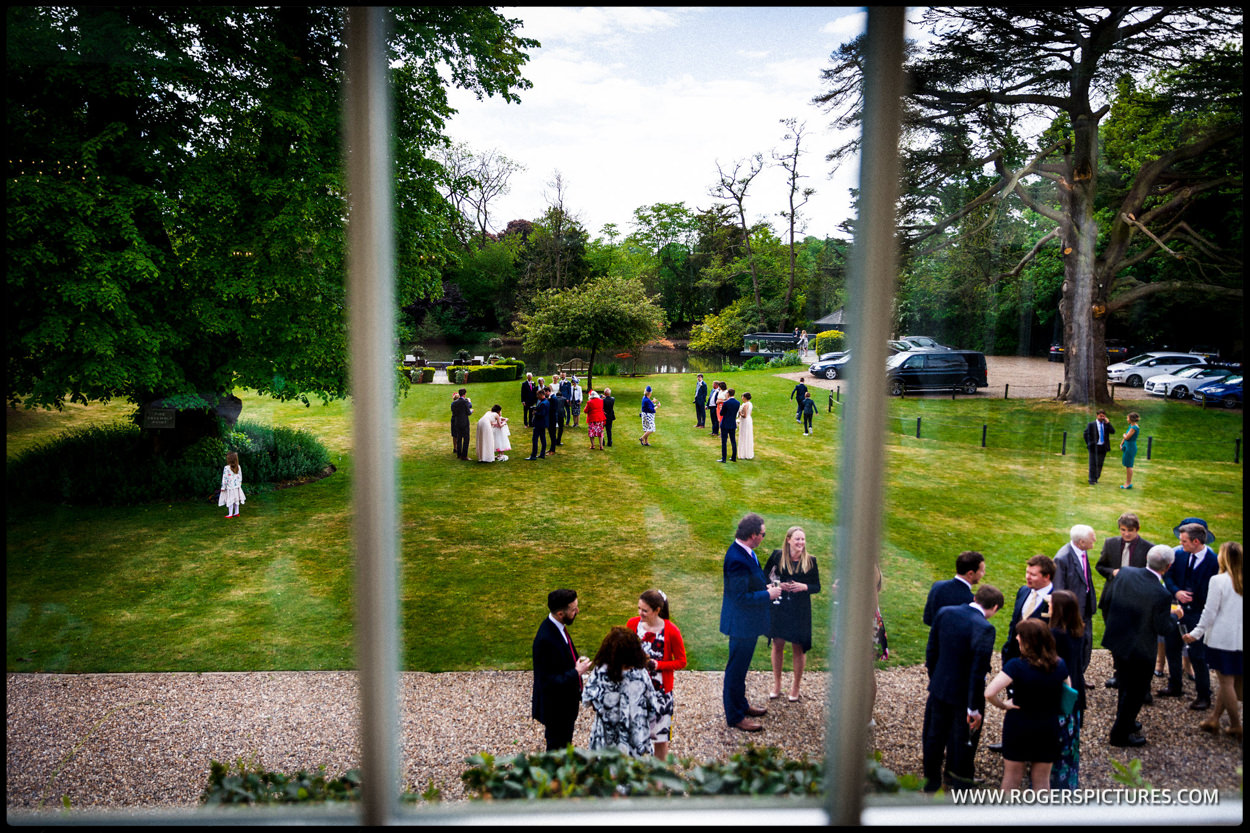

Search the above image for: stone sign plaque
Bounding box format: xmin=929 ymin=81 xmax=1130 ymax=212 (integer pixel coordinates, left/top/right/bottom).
xmin=144 ymin=406 xmax=176 ymax=429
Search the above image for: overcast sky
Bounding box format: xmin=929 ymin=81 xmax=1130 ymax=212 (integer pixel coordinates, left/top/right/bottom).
xmin=444 ymin=7 xmax=922 ymax=242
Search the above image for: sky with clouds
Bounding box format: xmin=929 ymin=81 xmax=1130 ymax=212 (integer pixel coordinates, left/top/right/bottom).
xmin=444 ymin=7 xmax=916 ymax=242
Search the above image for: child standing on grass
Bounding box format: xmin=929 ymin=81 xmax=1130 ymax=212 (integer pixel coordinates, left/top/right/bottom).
xmin=219 ymin=451 xmax=246 ymax=518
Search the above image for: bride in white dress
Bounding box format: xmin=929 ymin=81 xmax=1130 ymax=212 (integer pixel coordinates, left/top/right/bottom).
xmin=475 ymin=405 xmax=509 ymax=462
xmin=737 ymin=392 xmax=755 ymax=460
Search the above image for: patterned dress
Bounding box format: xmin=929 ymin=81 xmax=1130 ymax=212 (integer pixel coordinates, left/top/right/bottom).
xmin=635 ymin=622 xmax=676 ymax=742
xmin=582 ymin=666 xmax=663 ymax=758
xmin=218 ymin=465 xmax=245 ymax=508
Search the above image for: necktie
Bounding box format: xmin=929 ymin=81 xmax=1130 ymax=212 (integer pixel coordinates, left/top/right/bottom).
xmin=565 ymin=629 xmax=582 ymax=690
xmin=1098 ymin=423 xmax=1104 ymax=444
xmin=1190 ymin=553 xmax=1199 ymax=574
xmin=1022 ymin=590 xmax=1040 ymax=619
xmin=1122 ymin=541 xmax=1132 ymax=567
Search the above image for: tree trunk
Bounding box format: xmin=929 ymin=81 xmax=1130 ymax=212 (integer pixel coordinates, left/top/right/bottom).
xmin=1058 ymin=114 xmax=1111 ymax=405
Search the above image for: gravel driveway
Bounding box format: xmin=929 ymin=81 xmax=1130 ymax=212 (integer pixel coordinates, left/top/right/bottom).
xmin=7 ymin=652 xmax=1242 ymax=813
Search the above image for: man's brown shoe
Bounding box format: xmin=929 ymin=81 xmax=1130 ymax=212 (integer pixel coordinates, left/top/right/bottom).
xmin=731 ymin=718 xmax=763 ymax=732
xmin=745 ymin=705 xmax=768 ymax=717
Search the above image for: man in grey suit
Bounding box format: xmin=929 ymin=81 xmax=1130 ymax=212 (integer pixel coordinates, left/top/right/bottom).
xmin=1053 ymin=523 xmax=1098 ymax=672
xmin=1100 ymin=545 xmax=1179 ymax=747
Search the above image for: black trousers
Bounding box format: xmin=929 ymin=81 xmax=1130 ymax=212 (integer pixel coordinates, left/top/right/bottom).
xmin=1164 ymin=620 xmax=1210 ymax=698
xmin=530 ymin=427 xmax=547 ymax=458
xmin=922 ymin=695 xmax=977 ymax=792
xmin=1087 ymin=445 xmax=1108 ymax=483
xmin=523 ymin=402 xmax=533 ymax=426
xmin=1110 ymin=653 xmax=1153 ymax=742
xmin=453 ymin=428 xmax=469 ymax=459
xmin=721 ymin=426 xmax=737 ymax=461
xmin=605 ymin=419 xmax=613 ymax=446
xmin=549 ymin=421 xmax=562 ymax=449
xmin=695 ymin=401 xmax=705 ymax=426
xmin=803 ymin=412 xmax=813 ymax=433
xmin=543 ymin=714 xmax=576 ymax=752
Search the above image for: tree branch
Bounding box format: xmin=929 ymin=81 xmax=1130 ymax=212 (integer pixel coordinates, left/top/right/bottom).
xmin=1107 ymin=280 xmax=1242 ymax=313
xmin=1001 ymin=227 xmax=1061 ymax=278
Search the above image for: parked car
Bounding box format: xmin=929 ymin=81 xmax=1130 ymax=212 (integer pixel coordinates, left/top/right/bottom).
xmin=1049 ymin=339 xmax=1132 ymax=362
xmin=1192 ymin=375 xmax=1243 ymax=409
xmin=886 ymin=349 xmax=987 ymax=396
xmin=899 ymin=335 xmax=950 ymax=350
xmin=887 ymin=340 xmax=912 ymax=354
xmin=809 ymin=351 xmax=852 ymax=380
xmin=1145 ymin=364 xmax=1238 ymax=399
xmin=1106 ymin=352 xmax=1205 ymax=388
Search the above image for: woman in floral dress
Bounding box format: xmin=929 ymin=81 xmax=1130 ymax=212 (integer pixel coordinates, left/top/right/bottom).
xmin=582 ymin=627 xmax=663 ymax=758
xmin=626 ymin=589 xmax=687 ymax=759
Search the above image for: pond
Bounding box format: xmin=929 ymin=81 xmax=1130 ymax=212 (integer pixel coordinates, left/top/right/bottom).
xmin=410 ymin=343 xmax=728 ymax=375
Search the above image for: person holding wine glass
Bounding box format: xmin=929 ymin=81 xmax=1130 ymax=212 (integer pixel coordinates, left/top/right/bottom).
xmin=763 ymin=526 xmax=821 ymax=702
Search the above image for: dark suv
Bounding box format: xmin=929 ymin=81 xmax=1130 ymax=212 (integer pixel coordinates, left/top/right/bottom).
xmin=886 ymin=350 xmax=988 ymax=396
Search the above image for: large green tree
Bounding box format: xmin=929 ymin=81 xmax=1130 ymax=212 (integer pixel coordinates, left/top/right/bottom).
xmin=7 ymin=7 xmax=536 ymax=419
xmin=816 ymin=8 xmax=1242 ymax=403
xmin=517 ymin=276 xmax=666 ymax=393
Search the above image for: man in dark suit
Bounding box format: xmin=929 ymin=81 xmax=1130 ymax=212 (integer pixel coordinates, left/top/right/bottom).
xmin=521 ymin=373 xmax=537 ymax=427
xmin=923 ymin=551 xmax=985 ymax=627
xmin=526 ymin=390 xmax=549 ymax=460
xmin=1082 ymin=409 xmax=1115 ymax=484
xmin=1001 ymin=554 xmax=1054 ymax=664
xmin=548 ymin=387 xmax=565 ymax=453
xmin=922 ymin=584 xmax=1003 ymax=792
xmin=709 ymin=381 xmax=721 ymax=436
xmin=1095 ymin=512 xmax=1153 ymax=688
xmin=601 ymin=387 xmax=616 ymax=447
xmin=558 ymin=375 xmax=574 ymax=425
xmin=693 ymin=374 xmax=707 ymax=428
xmin=450 ymin=388 xmax=472 ymax=460
xmin=1101 ymin=546 xmax=1180 ymax=746
xmin=790 ymin=377 xmax=808 ymax=422
xmin=1053 ymin=524 xmax=1098 ymax=672
xmin=718 ymin=389 xmax=741 ymax=462
xmin=719 ymin=512 xmax=781 ymax=732
xmin=531 ymin=588 xmax=592 ymax=751
xmin=1161 ymin=519 xmax=1219 ymax=709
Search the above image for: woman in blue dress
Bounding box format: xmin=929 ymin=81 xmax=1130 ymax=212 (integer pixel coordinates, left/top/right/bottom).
xmin=1119 ymin=411 xmax=1140 ymax=489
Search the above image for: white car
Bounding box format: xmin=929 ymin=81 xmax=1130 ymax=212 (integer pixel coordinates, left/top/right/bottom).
xmin=1145 ymin=364 xmax=1238 ymax=399
xmin=1107 ymin=352 xmax=1205 ymax=388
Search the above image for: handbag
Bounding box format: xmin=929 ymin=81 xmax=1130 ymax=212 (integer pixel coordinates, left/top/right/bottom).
xmin=1059 ymin=682 xmax=1079 ymax=716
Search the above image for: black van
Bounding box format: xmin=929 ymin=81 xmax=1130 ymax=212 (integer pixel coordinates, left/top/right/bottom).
xmin=886 ymin=349 xmax=988 ymax=396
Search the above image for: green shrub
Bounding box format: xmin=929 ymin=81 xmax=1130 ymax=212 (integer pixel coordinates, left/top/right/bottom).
xmin=767 ymin=350 xmax=804 ymax=368
xmin=411 ymin=367 xmax=435 ymax=384
xmin=461 ymin=364 xmax=517 ymax=383
xmin=809 ymin=330 xmax=846 ymax=356
xmin=592 ymin=362 xmax=620 ymax=376
xmin=742 ymin=356 xmax=770 ymax=370
xmin=202 ymin=759 xmax=362 ymax=805
xmin=8 ymin=419 xmax=330 ymax=505
xmin=493 ymin=358 xmax=525 ymax=380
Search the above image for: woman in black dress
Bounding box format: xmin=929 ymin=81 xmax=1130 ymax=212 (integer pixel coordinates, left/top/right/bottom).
xmin=764 ymin=526 xmax=820 ymax=702
xmin=985 ymin=618 xmax=1070 ymax=791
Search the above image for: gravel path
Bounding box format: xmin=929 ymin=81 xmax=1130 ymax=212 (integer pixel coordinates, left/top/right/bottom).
xmin=7 ymin=651 xmax=1242 ymax=812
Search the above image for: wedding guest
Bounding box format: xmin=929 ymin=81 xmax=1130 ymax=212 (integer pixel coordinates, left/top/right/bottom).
xmin=1183 ymin=541 xmax=1243 ymax=740
xmin=601 ymin=387 xmax=616 ymax=448
xmin=571 ymin=377 xmax=583 ymax=427
xmin=626 ymin=589 xmax=687 ymax=759
xmin=640 ymin=386 xmax=659 ymax=446
xmin=737 ymin=392 xmax=755 ymax=460
xmin=764 ymin=526 xmax=820 ymax=701
xmin=1048 ymin=589 xmax=1086 ymax=790
xmin=583 ymin=627 xmax=663 ymax=758
xmin=584 ymin=390 xmax=606 ymax=450
xmin=475 ymin=404 xmax=508 ymax=462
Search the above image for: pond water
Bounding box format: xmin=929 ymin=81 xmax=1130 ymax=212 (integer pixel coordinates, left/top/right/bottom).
xmin=411 ymin=343 xmax=727 ymax=375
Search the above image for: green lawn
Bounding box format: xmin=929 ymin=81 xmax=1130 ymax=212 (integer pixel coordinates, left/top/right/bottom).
xmin=6 ymin=372 xmax=1243 ymax=674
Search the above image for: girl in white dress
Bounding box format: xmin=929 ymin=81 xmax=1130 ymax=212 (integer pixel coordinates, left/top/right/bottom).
xmin=492 ymin=405 xmax=511 ymax=459
xmin=737 ymin=392 xmax=755 ymax=459
xmin=218 ymin=451 xmax=246 ymax=518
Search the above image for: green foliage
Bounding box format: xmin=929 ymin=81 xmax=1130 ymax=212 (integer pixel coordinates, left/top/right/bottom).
xmin=689 ymin=298 xmax=752 ymax=354
xmin=1109 ymin=758 xmax=1153 ymax=791
xmin=492 ymin=358 xmax=525 ymax=380
xmin=6 ymin=7 xmax=536 ymax=412
xmin=460 ymin=745 xmax=915 ymax=799
xmin=460 ymin=364 xmax=517 ymax=383
xmin=808 ymin=330 xmax=846 ymax=355
xmin=201 ymin=758 xmax=362 ymax=805
xmin=767 ymin=350 xmax=804 ymax=368
xmin=411 ymin=367 xmax=436 ymax=384
xmin=592 ymin=362 xmax=621 ymax=376
xmin=6 ymin=419 xmax=329 ymax=505
xmin=742 ymin=356 xmax=770 ymax=370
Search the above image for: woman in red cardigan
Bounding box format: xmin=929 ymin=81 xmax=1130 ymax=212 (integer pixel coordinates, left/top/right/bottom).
xmin=583 ymin=390 xmax=607 ymax=450
xmin=627 ymin=589 xmax=687 ymax=759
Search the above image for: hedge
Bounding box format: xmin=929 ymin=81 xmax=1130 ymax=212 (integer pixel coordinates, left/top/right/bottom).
xmin=809 ymin=330 xmax=846 ymax=356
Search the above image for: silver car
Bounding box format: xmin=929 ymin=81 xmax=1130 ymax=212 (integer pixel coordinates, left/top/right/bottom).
xmin=1145 ymin=364 xmax=1237 ymax=398
xmin=1107 ymin=352 xmax=1205 ymax=388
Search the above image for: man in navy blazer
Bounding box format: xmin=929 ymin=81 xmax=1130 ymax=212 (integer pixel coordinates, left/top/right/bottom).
xmin=923 ymin=551 xmax=985 ymax=627
xmin=718 ymin=389 xmax=741 ymax=462
xmin=1101 ymin=546 xmax=1179 ymax=746
xmin=1053 ymin=524 xmax=1098 ymax=672
xmin=1082 ymin=409 xmax=1115 ymax=484
xmin=719 ymin=512 xmax=781 ymax=732
xmin=526 ymin=390 xmax=549 ymax=460
xmin=520 ymin=373 xmax=537 ymax=427
xmin=693 ymin=374 xmax=707 ymax=428
xmin=922 ymin=584 xmax=1003 ymax=792
xmin=1001 ymin=555 xmax=1054 ymax=664
xmin=532 ymin=588 xmax=592 ymax=751
xmin=1160 ymin=519 xmax=1219 ymax=709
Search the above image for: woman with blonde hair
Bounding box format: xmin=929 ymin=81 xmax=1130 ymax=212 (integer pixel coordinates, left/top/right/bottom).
xmin=1184 ymin=541 xmax=1243 ymax=740
xmin=763 ymin=526 xmax=821 ymax=701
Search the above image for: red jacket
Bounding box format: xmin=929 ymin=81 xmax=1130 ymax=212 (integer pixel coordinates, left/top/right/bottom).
xmin=625 ymin=616 xmax=687 ymax=693
xmin=583 ymin=397 xmax=606 ymax=423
